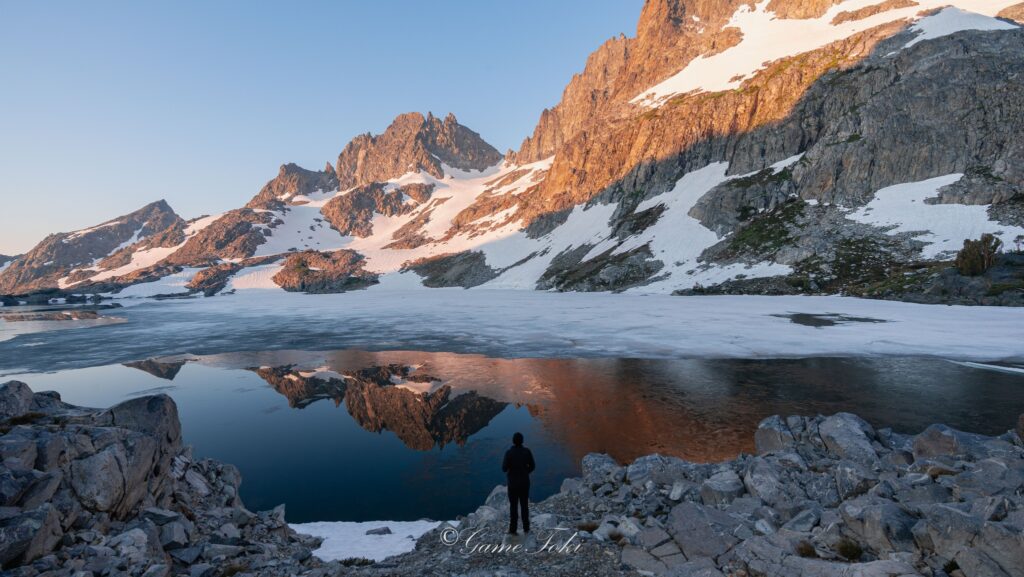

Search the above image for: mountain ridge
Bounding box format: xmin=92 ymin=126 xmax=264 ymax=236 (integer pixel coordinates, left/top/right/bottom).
xmin=2 ymin=1 xmax=1024 ymax=305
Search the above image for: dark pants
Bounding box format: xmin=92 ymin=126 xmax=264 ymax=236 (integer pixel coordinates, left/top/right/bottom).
xmin=508 ymin=484 xmax=530 ymax=533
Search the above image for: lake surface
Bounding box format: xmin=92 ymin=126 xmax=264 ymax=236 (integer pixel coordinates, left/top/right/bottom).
xmin=5 ymin=349 xmax=1024 ymax=523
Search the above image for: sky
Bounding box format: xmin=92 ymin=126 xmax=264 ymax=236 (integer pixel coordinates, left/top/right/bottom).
xmin=0 ymin=0 xmax=641 ymax=255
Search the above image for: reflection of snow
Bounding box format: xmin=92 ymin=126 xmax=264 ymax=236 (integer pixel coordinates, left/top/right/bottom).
xmin=290 ymin=520 xmax=443 ymax=562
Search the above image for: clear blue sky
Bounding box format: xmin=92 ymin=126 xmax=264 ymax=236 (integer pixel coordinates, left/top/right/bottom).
xmin=0 ymin=0 xmax=641 ymax=255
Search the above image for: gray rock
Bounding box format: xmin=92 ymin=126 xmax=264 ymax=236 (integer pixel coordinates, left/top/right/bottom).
xmin=638 ymin=525 xmax=672 ymax=550
xmin=834 ymin=460 xmax=878 ymax=500
xmin=840 ymin=497 xmax=917 ymax=554
xmin=700 ymin=469 xmax=745 ymax=506
xmin=782 ymin=508 xmax=820 ymax=533
xmin=0 ymin=504 xmax=62 ymax=567
xmin=215 ymin=522 xmax=241 ymax=543
xmin=667 ymin=502 xmax=747 ymax=559
xmin=667 ymin=557 xmax=726 ymax=577
xmin=581 ymin=453 xmax=619 ymax=486
xmin=18 ymin=471 xmax=61 ymax=509
xmin=621 ymin=544 xmax=667 ymax=574
xmin=70 ymin=446 xmax=126 ymax=512
xmin=202 ymin=543 xmax=242 ymax=560
xmin=365 ymin=526 xmax=392 ymax=535
xmin=107 ymin=394 xmax=182 ymax=447
xmin=141 ymin=507 xmax=180 ymax=526
xmin=169 ymin=545 xmax=201 ymax=564
xmin=140 ymin=564 xmax=170 ymax=577
xmin=913 ymin=424 xmax=993 ymax=462
xmin=818 ymin=413 xmax=878 ymax=466
xmin=158 ymin=521 xmax=189 ymax=550
xmin=627 ymin=454 xmax=667 ymax=486
xmin=189 ymin=563 xmax=215 ymax=577
xmin=0 ymin=381 xmax=33 ymax=420
xmin=484 ymin=485 xmax=508 ymax=509
xmin=755 ymin=416 xmax=796 ymax=455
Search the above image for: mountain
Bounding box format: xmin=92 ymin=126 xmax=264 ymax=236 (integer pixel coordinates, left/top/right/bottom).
xmin=0 ymin=200 xmax=185 ymax=294
xmin=3 ymin=0 xmax=1024 ymax=305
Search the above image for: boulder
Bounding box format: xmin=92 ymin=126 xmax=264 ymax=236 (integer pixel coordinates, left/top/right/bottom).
xmin=913 ymin=424 xmax=994 ymax=462
xmin=667 ymin=502 xmax=748 ymax=559
xmin=755 ymin=415 xmax=796 ymax=455
xmin=0 ymin=381 xmax=33 ymax=421
xmin=621 ymin=544 xmax=666 ymax=574
xmin=626 ymin=454 xmax=667 ymax=486
xmin=834 ymin=460 xmax=878 ymax=500
xmin=581 ymin=453 xmax=619 ymax=486
xmin=70 ymin=446 xmax=127 ymax=512
xmin=839 ymin=497 xmax=917 ymax=554
xmin=700 ymin=469 xmax=745 ymax=506
xmin=107 ymin=395 xmax=182 ymax=448
xmin=0 ymin=504 xmax=62 ymax=568
xmin=818 ymin=413 xmax=878 ymax=466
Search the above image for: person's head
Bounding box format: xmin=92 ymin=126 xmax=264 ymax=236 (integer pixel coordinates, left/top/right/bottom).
xmin=512 ymin=432 xmax=524 ymax=446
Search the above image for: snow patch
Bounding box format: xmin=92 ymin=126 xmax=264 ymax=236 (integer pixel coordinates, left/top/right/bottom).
xmin=254 ymin=205 xmax=351 ymax=257
xmin=904 ymin=6 xmax=1017 ymax=48
xmin=184 ymin=214 xmax=222 ymax=236
xmin=106 ymin=268 xmax=203 ymax=299
xmin=631 ymin=0 xmax=1019 ymax=107
xmin=226 ymin=264 xmax=285 ymax=291
xmin=290 ymin=520 xmax=443 ymax=562
xmin=66 ymin=219 xmax=124 ymax=240
xmin=847 ymin=174 xmax=1024 ymax=259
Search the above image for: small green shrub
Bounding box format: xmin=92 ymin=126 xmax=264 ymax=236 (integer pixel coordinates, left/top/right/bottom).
xmin=577 ymin=520 xmax=600 ymax=533
xmin=955 ymin=233 xmax=1002 ymax=276
xmin=836 ymin=538 xmax=863 ymax=561
xmin=340 ymin=557 xmax=374 ymax=567
xmin=5 ymin=411 xmax=46 ymax=426
xmin=795 ymin=540 xmax=818 ymax=558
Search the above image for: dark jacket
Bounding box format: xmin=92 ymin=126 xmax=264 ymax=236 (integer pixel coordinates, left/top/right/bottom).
xmin=502 ymin=445 xmax=535 ymax=489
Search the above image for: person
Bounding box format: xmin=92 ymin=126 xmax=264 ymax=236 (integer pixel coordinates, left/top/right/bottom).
xmin=502 ymin=432 xmax=535 ymax=535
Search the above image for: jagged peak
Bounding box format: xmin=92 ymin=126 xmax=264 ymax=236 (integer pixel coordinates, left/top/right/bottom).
xmin=333 ymin=111 xmax=502 ymax=189
xmin=247 ymin=162 xmax=339 ymax=209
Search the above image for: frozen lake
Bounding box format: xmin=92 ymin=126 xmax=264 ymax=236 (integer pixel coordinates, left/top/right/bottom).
xmin=2 ymin=291 xmax=1023 ymax=523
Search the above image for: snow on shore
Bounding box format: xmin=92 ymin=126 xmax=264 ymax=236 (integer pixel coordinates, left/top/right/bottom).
xmin=290 ymin=520 xmax=442 ymax=562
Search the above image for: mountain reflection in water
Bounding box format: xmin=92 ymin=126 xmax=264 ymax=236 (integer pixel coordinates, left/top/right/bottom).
xmin=10 ymin=349 xmax=1024 ymax=522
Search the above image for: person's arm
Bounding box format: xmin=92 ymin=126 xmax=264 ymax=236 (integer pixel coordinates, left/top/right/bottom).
xmin=526 ymin=449 xmax=535 ymax=474
xmin=502 ymin=450 xmax=509 ymax=473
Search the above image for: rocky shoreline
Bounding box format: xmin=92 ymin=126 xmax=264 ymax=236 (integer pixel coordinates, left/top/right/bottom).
xmin=2 ymin=380 xmax=1023 ymax=577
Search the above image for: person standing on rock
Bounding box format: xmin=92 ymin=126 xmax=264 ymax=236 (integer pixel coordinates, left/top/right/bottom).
xmin=502 ymin=432 xmax=535 ymax=535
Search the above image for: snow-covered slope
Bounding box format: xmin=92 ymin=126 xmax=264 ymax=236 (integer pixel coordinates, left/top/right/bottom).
xmin=631 ymin=1 xmax=1019 ymax=107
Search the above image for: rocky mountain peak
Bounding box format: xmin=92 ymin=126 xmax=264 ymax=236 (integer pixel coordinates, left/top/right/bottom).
xmin=246 ymin=162 xmax=339 ymax=209
xmin=334 ymin=111 xmax=502 ymax=189
xmin=0 ymin=200 xmax=185 ymax=294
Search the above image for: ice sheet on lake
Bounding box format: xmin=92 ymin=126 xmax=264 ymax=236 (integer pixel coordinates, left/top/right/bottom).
xmin=85 ymin=290 xmax=1024 ymax=363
